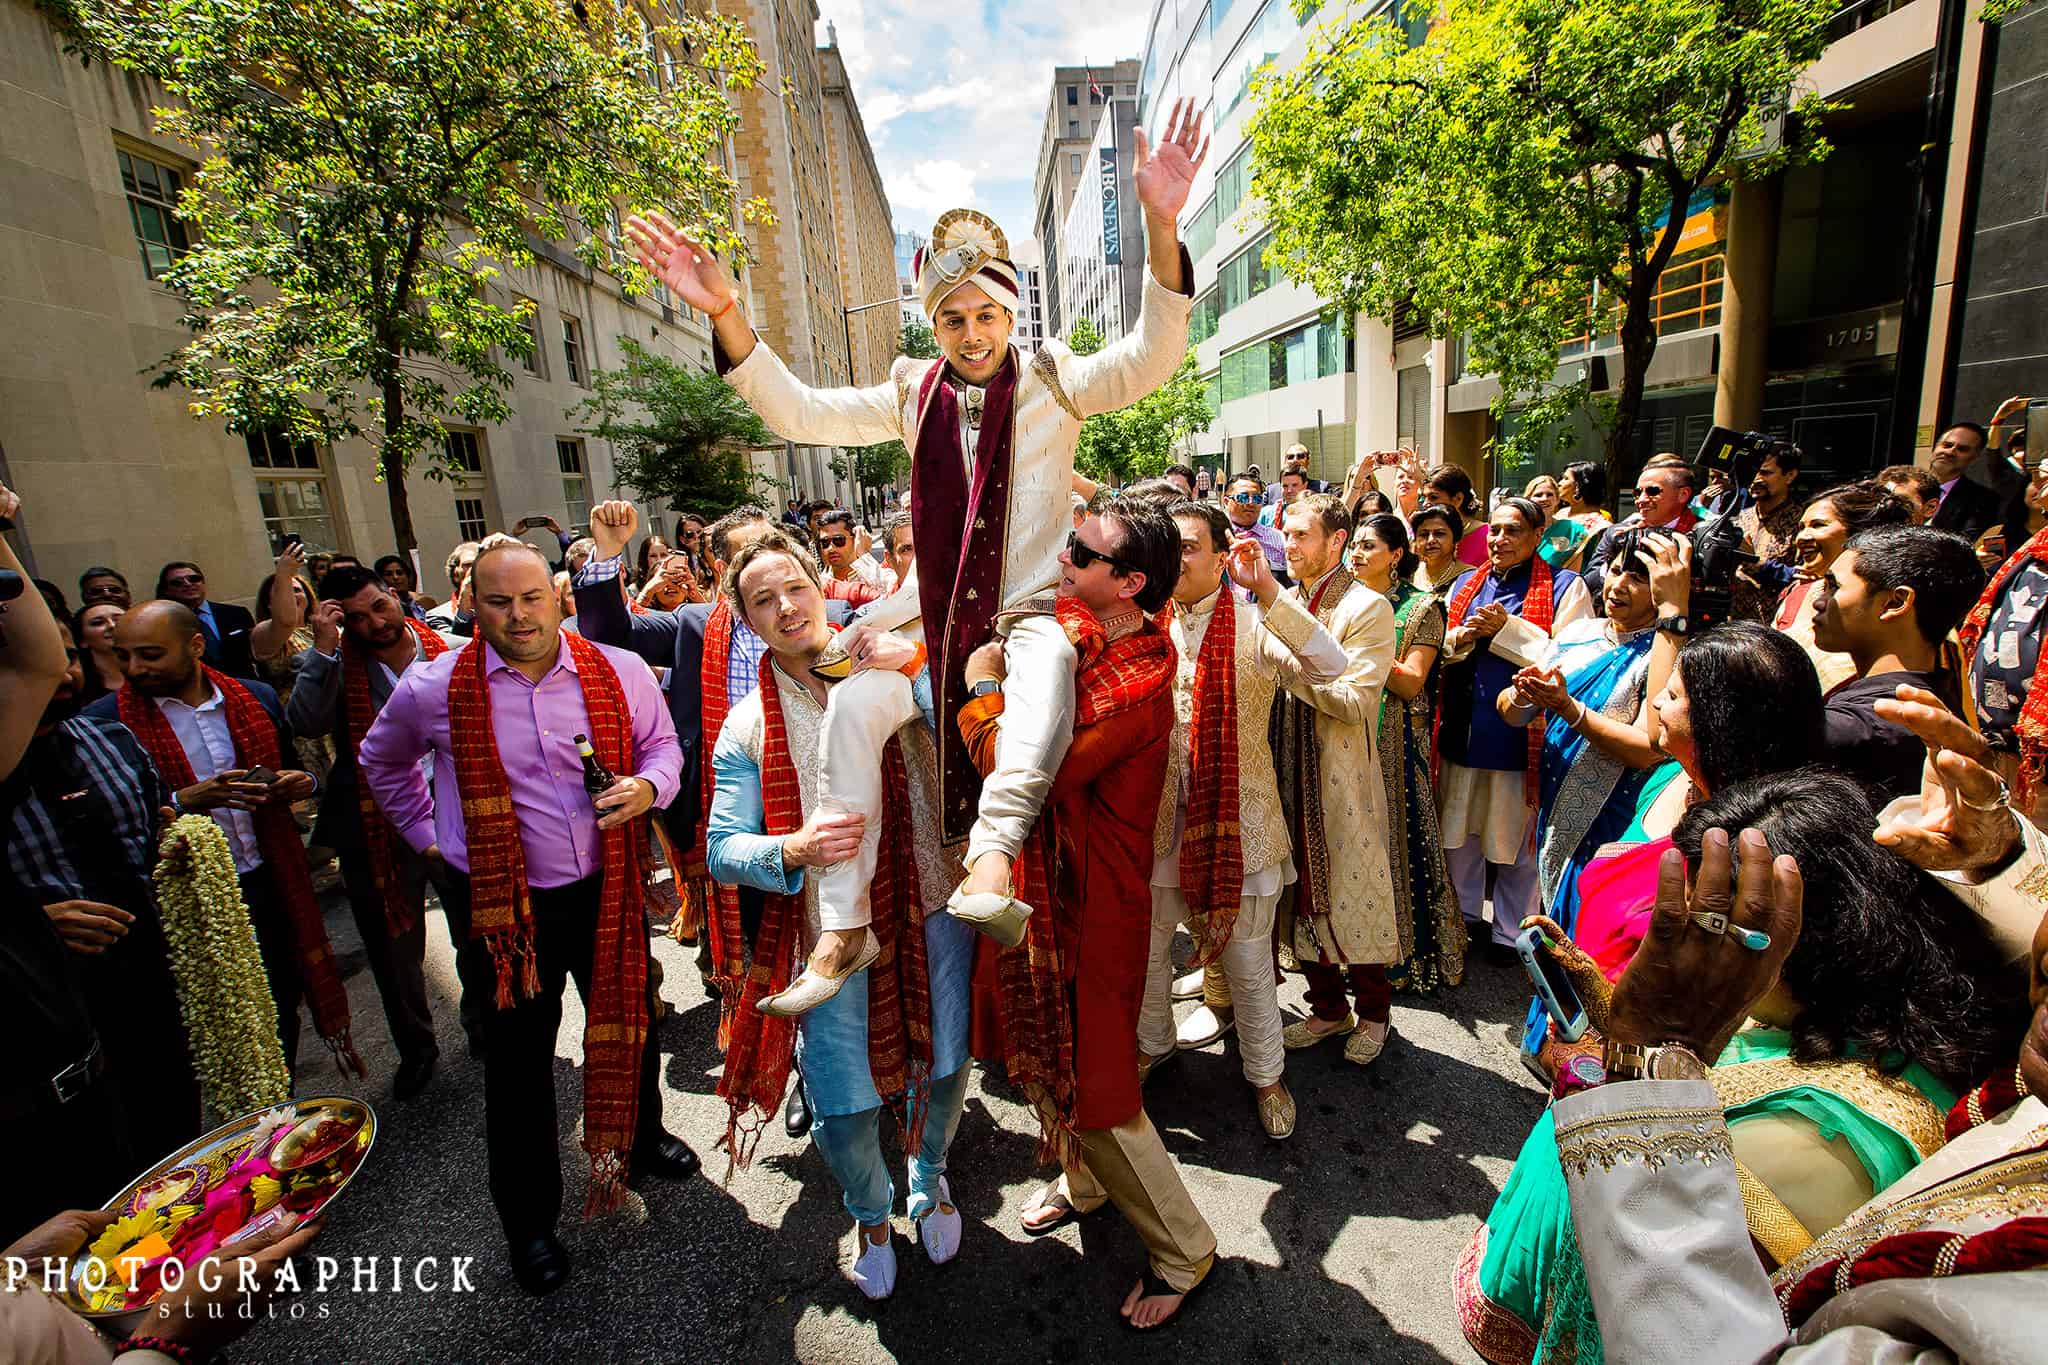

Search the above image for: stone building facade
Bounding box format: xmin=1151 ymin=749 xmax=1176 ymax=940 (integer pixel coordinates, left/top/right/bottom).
xmin=817 ymin=28 xmax=898 ymax=386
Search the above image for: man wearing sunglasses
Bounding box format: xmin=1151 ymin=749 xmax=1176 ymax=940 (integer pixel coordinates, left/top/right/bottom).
xmin=1225 ymin=475 xmax=1289 ymax=584
xmin=816 ymin=509 xmax=883 ymax=590
xmin=155 ymin=559 xmax=256 ymax=677
xmin=627 ymin=100 xmax=1209 ymax=995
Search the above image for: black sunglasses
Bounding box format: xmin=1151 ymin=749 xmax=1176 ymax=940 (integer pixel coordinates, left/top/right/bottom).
xmin=819 ymin=534 xmax=850 ymax=549
xmin=1067 ymin=531 xmax=1138 ymax=575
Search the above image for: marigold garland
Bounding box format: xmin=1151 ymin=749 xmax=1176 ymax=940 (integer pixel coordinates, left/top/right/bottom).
xmin=154 ymin=815 xmax=293 ymax=1120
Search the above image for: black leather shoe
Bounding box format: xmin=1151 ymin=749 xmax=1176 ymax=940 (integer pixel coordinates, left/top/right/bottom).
xmin=629 ymin=1133 xmax=701 ymax=1183
xmin=509 ymin=1234 xmax=570 ymax=1297
xmin=784 ymin=1080 xmax=812 ymax=1139
xmin=392 ymin=1052 xmax=438 ymax=1101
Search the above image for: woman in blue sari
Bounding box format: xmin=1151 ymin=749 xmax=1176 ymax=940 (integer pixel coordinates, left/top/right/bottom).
xmin=1498 ymin=537 xmax=1671 ymax=1056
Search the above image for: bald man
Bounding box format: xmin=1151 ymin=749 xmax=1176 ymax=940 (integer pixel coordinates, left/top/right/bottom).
xmin=86 ymin=599 xmax=351 ymax=1075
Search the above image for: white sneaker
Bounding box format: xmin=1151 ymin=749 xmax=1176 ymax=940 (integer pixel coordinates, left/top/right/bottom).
xmin=1176 ymin=1003 xmax=1235 ymax=1050
xmin=1170 ymin=968 xmax=1205 ymax=1001
xmin=850 ymin=1225 xmax=897 ymax=1300
xmin=916 ymin=1176 xmax=962 ymax=1265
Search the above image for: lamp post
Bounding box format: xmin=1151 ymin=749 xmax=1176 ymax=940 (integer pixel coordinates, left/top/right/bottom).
xmin=840 ymin=295 xmax=902 ymax=511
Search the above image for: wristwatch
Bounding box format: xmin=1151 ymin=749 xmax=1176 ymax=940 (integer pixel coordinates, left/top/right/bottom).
xmin=969 ymin=678 xmax=1002 ymax=698
xmin=1604 ymin=1038 xmax=1708 ymax=1081
xmin=1654 ymin=613 xmax=1691 ymax=636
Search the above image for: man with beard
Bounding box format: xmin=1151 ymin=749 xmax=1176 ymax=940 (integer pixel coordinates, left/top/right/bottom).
xmin=360 ymin=537 xmax=695 ymax=1295
xmin=86 ymin=599 xmax=361 ymax=1077
xmin=3 ymin=614 xmax=200 ymax=1222
xmin=286 ymin=563 xmax=488 ymax=1098
xmin=625 ymin=98 xmax=1205 ymax=1000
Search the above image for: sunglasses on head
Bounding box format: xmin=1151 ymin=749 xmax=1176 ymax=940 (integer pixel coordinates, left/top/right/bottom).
xmin=1067 ymin=532 xmax=1138 ymax=575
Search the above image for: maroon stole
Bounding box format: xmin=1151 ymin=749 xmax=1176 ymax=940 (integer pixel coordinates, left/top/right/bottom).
xmin=910 ymin=352 xmax=1020 ymax=845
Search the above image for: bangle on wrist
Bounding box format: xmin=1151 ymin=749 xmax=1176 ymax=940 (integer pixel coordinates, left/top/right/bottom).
xmin=117 ymin=1337 xmax=197 ymax=1364
xmin=710 ymin=295 xmax=737 ymax=323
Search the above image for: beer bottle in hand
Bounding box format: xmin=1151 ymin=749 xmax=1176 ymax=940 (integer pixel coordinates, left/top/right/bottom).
xmin=574 ymin=734 xmax=617 ymax=802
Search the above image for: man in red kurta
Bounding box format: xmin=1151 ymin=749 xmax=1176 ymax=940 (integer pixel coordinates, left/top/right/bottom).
xmin=958 ymin=502 xmax=1218 ymax=1330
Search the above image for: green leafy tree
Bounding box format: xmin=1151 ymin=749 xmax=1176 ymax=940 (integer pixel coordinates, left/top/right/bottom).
xmin=571 ymin=338 xmax=773 ymax=515
xmin=42 ymin=0 xmax=766 ymax=551
xmin=1248 ymin=0 xmax=1836 ymax=484
xmin=841 ymin=440 xmax=911 ymax=489
xmin=1063 ymin=321 xmax=1211 ymax=483
xmin=900 ymin=318 xmax=940 ymax=359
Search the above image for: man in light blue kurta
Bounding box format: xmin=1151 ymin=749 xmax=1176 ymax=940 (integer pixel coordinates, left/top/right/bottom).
xmin=707 ymin=623 xmax=974 ymax=1300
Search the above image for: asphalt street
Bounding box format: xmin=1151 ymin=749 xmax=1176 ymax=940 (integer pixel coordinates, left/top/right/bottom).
xmin=233 ymin=888 xmax=1547 ymax=1363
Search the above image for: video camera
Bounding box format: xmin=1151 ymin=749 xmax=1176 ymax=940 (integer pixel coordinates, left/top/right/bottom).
xmin=1611 ymin=426 xmax=1796 ymax=632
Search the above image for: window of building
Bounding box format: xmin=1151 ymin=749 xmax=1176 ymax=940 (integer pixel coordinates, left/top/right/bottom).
xmin=556 ymin=438 xmax=592 ymax=528
xmin=1069 ymin=152 xmax=1082 ymax=174
xmin=1190 ymin=288 xmax=1220 ymax=345
xmin=244 ymin=430 xmax=337 ymax=552
xmin=1066 ymin=85 xmax=1078 ymax=105
xmin=561 ymin=314 xmax=586 ymax=385
xmin=118 ymin=147 xmax=190 ymax=280
xmin=1218 ymin=317 xmax=1348 ymax=404
xmin=513 ymin=297 xmax=545 ymax=376
xmin=1068 ymin=119 xmax=1079 ymax=137
xmin=450 ymin=430 xmax=491 ymax=540
xmin=1217 ymin=231 xmax=1280 ymax=314
xmin=1184 ymin=195 xmax=1220 ymax=264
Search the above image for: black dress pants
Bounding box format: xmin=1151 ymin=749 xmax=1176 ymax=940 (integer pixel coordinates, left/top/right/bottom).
xmin=338 ymin=844 xmax=490 ymax=1063
xmin=240 ymin=864 xmax=306 ymax=1069
xmin=440 ymin=872 xmax=664 ymax=1242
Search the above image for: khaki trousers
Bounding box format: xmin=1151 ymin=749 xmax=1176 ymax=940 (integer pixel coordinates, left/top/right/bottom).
xmin=1062 ymin=1109 xmax=1217 ymax=1292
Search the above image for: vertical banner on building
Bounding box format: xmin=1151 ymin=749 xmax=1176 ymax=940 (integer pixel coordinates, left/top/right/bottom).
xmin=1099 ymin=147 xmax=1121 ymax=266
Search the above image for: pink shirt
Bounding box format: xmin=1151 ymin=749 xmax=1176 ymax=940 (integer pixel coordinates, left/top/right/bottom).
xmin=359 ymin=636 xmax=681 ymax=888
xmin=1455 ymin=524 xmax=1490 ymax=567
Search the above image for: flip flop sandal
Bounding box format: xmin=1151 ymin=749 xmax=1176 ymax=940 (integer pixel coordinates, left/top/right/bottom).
xmin=1120 ymin=1263 xmax=1216 ymax=1332
xmin=1019 ymin=1182 xmax=1096 ymax=1237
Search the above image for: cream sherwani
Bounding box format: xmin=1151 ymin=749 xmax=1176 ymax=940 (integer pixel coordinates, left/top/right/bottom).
xmin=720 ymin=264 xmax=1194 ymax=927
xmin=1273 ymin=567 xmax=1402 ymax=966
xmin=1137 ymin=585 xmax=1350 ymax=1081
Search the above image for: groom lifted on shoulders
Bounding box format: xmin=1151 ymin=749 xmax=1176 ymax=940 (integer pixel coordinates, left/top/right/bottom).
xmin=626 ymin=98 xmax=1208 ymax=1013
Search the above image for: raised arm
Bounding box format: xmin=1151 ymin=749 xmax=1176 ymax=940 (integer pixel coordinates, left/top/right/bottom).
xmin=0 ymin=485 xmax=67 ymax=781
xmin=250 ymin=543 xmax=309 ymax=661
xmin=628 ymin=211 xmax=902 ymax=449
xmin=1064 ymin=100 xmax=1205 ymax=417
xmin=574 ymin=501 xmax=686 ymax=664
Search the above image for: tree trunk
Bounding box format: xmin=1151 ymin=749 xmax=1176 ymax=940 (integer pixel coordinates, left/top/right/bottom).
xmin=1604 ymin=274 xmax=1661 ymax=498
xmin=381 ymin=373 xmax=416 ymax=553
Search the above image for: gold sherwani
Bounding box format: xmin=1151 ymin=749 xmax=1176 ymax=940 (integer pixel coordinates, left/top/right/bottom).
xmin=1274 ymin=567 xmax=1401 ymax=966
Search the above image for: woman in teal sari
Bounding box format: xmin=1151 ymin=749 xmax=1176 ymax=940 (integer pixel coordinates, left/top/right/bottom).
xmin=1456 ymin=768 xmax=2030 ymax=1365
xmin=1498 ymin=545 xmax=1669 ymax=1055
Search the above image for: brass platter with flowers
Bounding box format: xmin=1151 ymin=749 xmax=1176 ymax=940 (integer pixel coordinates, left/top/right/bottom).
xmin=59 ymin=1096 xmax=377 ymax=1318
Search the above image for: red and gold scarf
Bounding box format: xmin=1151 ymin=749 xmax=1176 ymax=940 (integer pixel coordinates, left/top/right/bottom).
xmin=119 ymin=672 xmax=363 ymax=1076
xmin=1444 ymin=554 xmax=1556 ymax=807
xmin=1177 ymin=586 xmax=1243 ymax=967
xmin=1959 ymin=527 xmax=2048 ymax=805
xmin=715 ymin=650 xmax=928 ymax=1170
xmin=343 ymin=618 xmax=449 ymax=938
xmin=973 ymin=599 xmax=1173 ymax=1167
xmin=699 ymin=597 xmax=750 ymax=1025
xmin=448 ymin=633 xmax=650 ymax=1213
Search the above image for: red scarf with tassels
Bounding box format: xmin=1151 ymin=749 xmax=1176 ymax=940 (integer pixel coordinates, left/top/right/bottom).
xmin=447 ymin=633 xmax=650 ymax=1213
xmin=1959 ymin=527 xmax=2048 ymax=806
xmin=343 ymin=619 xmax=449 ymax=937
xmin=699 ymin=598 xmax=748 ymax=1018
xmin=714 ymin=649 xmax=927 ymax=1171
xmin=1444 ymin=554 xmax=1556 ymax=807
xmin=119 ymin=671 xmax=364 ymax=1077
xmin=1177 ymin=586 xmax=1243 ymax=967
xmin=974 ymin=598 xmax=1175 ymax=1166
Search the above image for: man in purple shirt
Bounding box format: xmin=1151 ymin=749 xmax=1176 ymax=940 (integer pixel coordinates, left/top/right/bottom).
xmin=1225 ymin=473 xmax=1290 ymax=585
xmin=360 ymin=537 xmax=693 ymax=1297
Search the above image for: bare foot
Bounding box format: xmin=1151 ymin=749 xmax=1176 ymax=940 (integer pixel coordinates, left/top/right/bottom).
xmin=963 ymin=851 xmax=1012 ymax=899
xmin=1120 ymin=1276 xmax=1187 ymax=1328
xmin=807 ymin=928 xmax=866 ymax=977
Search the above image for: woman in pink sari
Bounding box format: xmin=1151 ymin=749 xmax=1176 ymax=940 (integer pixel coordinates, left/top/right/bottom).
xmin=1572 ymin=619 xmax=1826 ymax=982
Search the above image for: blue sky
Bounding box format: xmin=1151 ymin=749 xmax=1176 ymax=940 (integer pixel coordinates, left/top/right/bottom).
xmin=819 ymin=0 xmax=1150 ymax=257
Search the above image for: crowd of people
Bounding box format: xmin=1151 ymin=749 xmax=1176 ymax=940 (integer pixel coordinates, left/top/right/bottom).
xmin=4 ymin=145 xmax=2046 ymax=1358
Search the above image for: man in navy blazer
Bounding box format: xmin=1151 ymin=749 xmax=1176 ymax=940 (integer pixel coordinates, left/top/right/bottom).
xmin=156 ymin=560 xmax=258 ymax=677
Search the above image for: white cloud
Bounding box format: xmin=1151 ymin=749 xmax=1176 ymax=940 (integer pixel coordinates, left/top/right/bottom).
xmin=884 ymin=157 xmax=982 ymax=222
xmin=815 ymin=0 xmax=1150 ymax=236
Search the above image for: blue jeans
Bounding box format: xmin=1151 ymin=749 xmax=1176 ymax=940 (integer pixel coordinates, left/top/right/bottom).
xmin=810 ymin=1064 xmax=970 ymax=1225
